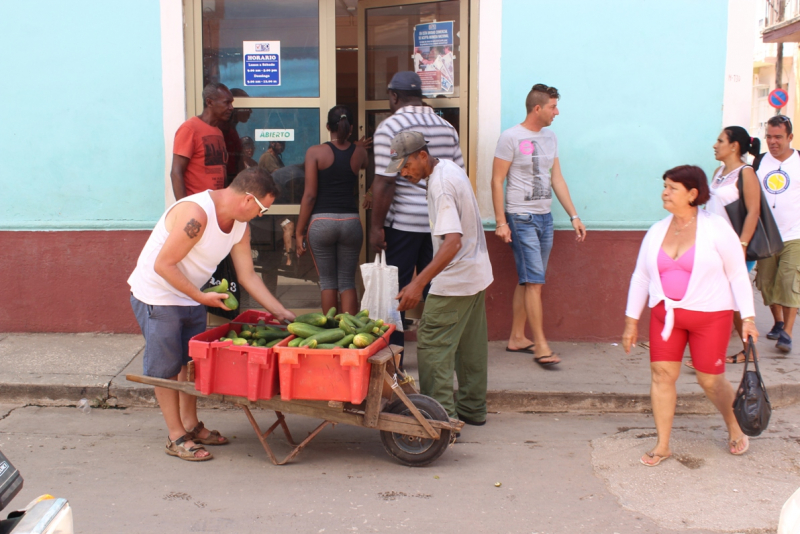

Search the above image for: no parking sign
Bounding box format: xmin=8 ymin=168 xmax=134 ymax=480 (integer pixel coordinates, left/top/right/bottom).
xmin=769 ymin=88 xmax=789 ymax=109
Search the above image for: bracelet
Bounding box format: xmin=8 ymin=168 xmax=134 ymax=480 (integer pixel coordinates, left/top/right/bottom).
xmin=740 ymin=241 xmax=749 ymax=247
xmin=496 ymin=222 xmax=508 ymax=229
xmin=570 ymin=215 xmax=580 ymax=221
xmin=742 ymin=317 xmax=755 ymax=323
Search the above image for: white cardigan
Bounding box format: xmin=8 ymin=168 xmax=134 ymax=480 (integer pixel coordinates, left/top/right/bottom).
xmin=625 ymin=210 xmax=755 ymax=341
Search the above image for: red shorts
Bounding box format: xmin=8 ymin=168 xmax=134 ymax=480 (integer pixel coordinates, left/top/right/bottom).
xmin=649 ymin=301 xmax=733 ymax=375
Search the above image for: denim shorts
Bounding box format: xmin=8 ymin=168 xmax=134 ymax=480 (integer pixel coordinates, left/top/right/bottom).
xmin=130 ymin=294 xmax=206 ymax=379
xmin=506 ymin=212 xmax=554 ymax=285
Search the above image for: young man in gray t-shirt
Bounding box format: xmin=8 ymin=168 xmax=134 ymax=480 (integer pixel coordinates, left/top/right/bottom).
xmin=490 ymin=84 xmax=586 ymax=367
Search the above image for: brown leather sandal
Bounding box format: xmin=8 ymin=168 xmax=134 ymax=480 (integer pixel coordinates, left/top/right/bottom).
xmin=165 ymin=434 xmax=213 ymax=461
xmin=188 ymin=421 xmax=229 ymax=445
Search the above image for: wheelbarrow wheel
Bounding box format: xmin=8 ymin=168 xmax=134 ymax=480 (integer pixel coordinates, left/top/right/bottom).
xmin=380 ymin=394 xmax=451 ymax=467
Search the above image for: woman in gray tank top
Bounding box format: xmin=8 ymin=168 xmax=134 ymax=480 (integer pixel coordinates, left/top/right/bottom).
xmin=296 ymin=106 xmax=369 ymax=315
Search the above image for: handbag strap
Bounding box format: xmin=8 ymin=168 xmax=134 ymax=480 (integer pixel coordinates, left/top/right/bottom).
xmin=742 ymin=335 xmax=771 ymax=403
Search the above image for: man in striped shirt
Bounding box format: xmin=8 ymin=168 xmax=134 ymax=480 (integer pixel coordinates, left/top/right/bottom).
xmin=370 ymin=71 xmax=464 ymax=351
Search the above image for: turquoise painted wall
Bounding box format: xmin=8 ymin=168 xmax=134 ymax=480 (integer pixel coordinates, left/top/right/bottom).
xmin=0 ymin=1 xmax=165 ymax=230
xmin=500 ymin=0 xmax=729 ymax=230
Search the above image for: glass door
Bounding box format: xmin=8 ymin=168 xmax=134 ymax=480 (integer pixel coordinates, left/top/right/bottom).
xmin=357 ymin=0 xmax=469 ymax=262
xmin=186 ymin=0 xmax=337 ymax=312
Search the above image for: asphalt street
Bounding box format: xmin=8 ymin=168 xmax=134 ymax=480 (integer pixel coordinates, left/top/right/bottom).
xmin=1 ymin=403 xmax=798 ymax=533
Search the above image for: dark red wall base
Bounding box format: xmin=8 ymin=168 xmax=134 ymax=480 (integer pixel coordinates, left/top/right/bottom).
xmin=0 ymin=231 xmax=149 ymax=333
xmin=484 ymin=230 xmax=650 ymax=342
xmin=2 ymin=230 xmax=649 ymax=341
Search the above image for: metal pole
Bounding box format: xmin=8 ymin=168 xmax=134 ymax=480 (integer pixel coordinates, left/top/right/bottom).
xmin=775 ymin=0 xmax=786 ymax=114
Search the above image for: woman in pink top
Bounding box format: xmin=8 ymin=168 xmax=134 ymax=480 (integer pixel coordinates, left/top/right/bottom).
xmin=622 ymin=165 xmax=759 ymax=466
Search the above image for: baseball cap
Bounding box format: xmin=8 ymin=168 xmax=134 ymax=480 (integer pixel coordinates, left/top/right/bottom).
xmin=388 ymin=71 xmax=422 ymax=91
xmin=385 ymin=131 xmax=428 ymax=174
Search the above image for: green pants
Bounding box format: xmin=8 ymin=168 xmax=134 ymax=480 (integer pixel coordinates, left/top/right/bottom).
xmin=416 ymin=291 xmax=488 ymax=421
xmin=756 ymin=239 xmax=800 ymax=308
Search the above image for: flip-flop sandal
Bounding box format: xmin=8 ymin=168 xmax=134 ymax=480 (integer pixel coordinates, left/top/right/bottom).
xmin=165 ymin=434 xmax=213 ymax=462
xmin=730 ymin=435 xmax=749 ymax=456
xmin=684 ymin=359 xmax=696 ymax=370
xmin=640 ymin=451 xmax=671 ymax=467
xmin=533 ymin=353 xmax=559 ymax=367
xmin=188 ymin=421 xmax=229 ymax=445
xmin=725 ymin=351 xmax=746 ymax=364
xmin=506 ymin=343 xmax=535 ymax=354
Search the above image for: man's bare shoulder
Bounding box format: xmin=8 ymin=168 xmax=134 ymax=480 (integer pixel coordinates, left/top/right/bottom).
xmin=165 ymin=200 xmax=208 ymax=238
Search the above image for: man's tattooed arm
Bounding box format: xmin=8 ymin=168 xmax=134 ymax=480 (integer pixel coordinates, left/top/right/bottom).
xmin=184 ymin=218 xmax=202 ymax=239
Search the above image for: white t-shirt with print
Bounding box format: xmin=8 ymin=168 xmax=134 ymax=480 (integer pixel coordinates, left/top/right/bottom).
xmin=756 ymin=151 xmax=800 ymax=242
xmin=494 ymin=124 xmax=558 ymax=215
xmin=426 ymin=159 xmax=494 ymax=297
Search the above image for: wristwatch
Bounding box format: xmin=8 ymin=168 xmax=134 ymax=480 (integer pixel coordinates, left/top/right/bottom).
xmin=570 ymin=215 xmax=580 ymax=221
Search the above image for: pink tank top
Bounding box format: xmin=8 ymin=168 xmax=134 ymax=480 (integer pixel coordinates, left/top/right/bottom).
xmin=658 ymin=246 xmax=695 ymax=301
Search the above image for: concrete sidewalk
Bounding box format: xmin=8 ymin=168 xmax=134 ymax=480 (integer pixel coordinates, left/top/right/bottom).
xmin=1 ymin=295 xmax=798 ymax=414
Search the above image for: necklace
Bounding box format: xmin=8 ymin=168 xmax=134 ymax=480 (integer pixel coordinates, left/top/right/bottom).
xmin=714 ymin=164 xmax=743 ymax=186
xmin=673 ymin=216 xmax=695 ymax=236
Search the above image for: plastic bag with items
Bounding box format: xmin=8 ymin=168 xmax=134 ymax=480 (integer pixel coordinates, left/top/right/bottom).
xmin=360 ymin=250 xmax=403 ymax=331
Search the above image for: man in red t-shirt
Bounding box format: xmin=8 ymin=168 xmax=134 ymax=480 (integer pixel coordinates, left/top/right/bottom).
xmin=170 ymin=83 xmax=234 ymax=199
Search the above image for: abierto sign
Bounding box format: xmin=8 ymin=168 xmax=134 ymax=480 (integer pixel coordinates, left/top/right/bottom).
xmin=255 ymin=129 xmax=295 ymax=141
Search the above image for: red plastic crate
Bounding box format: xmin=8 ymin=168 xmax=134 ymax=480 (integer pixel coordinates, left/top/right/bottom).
xmin=188 ymin=311 xmax=285 ymax=401
xmin=274 ymin=324 xmax=395 ymax=404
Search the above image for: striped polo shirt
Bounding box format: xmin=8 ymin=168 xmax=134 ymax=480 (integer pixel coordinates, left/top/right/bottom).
xmin=374 ymin=105 xmax=464 ymax=233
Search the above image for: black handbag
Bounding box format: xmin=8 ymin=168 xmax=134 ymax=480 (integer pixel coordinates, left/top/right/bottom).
xmin=732 ymin=336 xmax=771 ymax=437
xmin=724 ymin=167 xmax=783 ymax=261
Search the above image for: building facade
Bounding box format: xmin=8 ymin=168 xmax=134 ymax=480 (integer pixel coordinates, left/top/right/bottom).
xmin=0 ymin=0 xmax=745 ymax=341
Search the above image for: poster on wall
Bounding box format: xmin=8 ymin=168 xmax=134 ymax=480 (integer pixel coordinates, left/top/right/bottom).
xmin=243 ymin=41 xmax=281 ymax=86
xmin=413 ymin=21 xmax=455 ymax=96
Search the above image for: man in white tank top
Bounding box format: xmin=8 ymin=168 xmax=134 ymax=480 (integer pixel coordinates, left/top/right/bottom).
xmin=128 ymin=167 xmax=296 ymax=461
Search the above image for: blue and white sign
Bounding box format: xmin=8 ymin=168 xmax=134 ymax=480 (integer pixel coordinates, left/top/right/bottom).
xmin=243 ymin=41 xmax=281 ymax=87
xmin=413 ymin=21 xmax=455 ymax=96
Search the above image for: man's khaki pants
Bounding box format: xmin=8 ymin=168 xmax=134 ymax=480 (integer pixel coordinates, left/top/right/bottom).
xmin=416 ymin=291 xmax=488 ymax=422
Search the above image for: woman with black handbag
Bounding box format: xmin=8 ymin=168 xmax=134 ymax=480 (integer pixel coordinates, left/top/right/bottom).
xmin=705 ymin=126 xmax=761 ymax=365
xmin=622 ymin=165 xmax=759 ymax=466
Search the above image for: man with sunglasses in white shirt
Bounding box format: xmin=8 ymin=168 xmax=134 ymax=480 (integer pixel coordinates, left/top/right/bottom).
xmin=128 ymin=167 xmax=296 ymax=462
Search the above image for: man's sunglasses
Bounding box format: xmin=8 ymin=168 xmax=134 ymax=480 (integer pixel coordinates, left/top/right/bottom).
xmin=247 ymin=193 xmax=269 ymax=215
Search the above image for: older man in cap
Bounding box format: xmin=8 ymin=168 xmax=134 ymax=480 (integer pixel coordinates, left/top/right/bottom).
xmin=392 ymin=131 xmax=493 ymax=426
xmin=370 ymin=71 xmax=464 ymax=357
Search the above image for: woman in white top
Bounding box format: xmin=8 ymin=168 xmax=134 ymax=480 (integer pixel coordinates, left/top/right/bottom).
xmin=622 ymin=165 xmax=759 ymax=466
xmin=706 ymin=126 xmax=762 ymax=364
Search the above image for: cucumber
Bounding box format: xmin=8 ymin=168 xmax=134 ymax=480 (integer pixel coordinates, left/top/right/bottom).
xmin=300 ymin=328 xmax=346 ymax=347
xmin=203 ymin=279 xmax=228 ymax=294
xmin=294 ymin=313 xmax=328 ymax=327
xmin=339 ymin=320 xmax=355 ymax=335
xmin=266 ymin=338 xmax=281 ymax=348
xmin=348 ymin=344 xmax=357 ymax=349
xmin=357 ymin=320 xmax=376 ymax=334
xmin=307 ymin=339 xmax=318 ymax=349
xmin=227 ymin=330 xmax=238 ymax=339
xmin=374 ymin=319 xmax=384 ymax=328
xmin=356 ymin=309 xmax=369 ymax=318
xmin=372 ymin=327 xmax=381 ymax=335
xmin=257 ymin=338 xmax=267 ymax=347
xmin=253 ymin=329 xmax=290 ymax=341
xmin=344 ymin=314 xmax=365 ymax=328
xmin=317 ymin=343 xmax=337 ymax=349
xmin=334 ymin=334 xmax=355 ymax=348
xmin=231 ymin=338 xmax=248 ymax=346
xmin=239 ymin=330 xmax=253 ymax=339
xmin=257 ymin=319 xmax=266 ymax=326
xmin=288 ymin=322 xmax=325 ymax=338
xmin=288 ymin=337 xmax=304 ymax=348
xmin=326 ymin=307 xmax=337 ymax=319
xmin=380 ymin=325 xmax=389 ymax=333
xmin=223 ymin=293 xmax=238 ymax=311
xmin=241 ymin=324 xmax=253 ymax=333
xmin=353 ymin=333 xmax=375 ymax=348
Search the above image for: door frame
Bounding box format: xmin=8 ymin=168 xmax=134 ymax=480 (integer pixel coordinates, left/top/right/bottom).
xmin=182 ymin=0 xmax=339 ymax=216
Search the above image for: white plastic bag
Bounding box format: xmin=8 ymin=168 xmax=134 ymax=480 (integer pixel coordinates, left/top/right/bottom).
xmin=360 ymin=250 xmax=403 ymax=331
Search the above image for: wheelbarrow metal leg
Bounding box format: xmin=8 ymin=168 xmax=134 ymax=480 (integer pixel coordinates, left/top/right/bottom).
xmin=383 ymin=371 xmax=440 ymax=440
xmin=277 ymin=420 xmax=333 ymax=465
xmin=241 ymin=404 xmax=280 ymax=465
